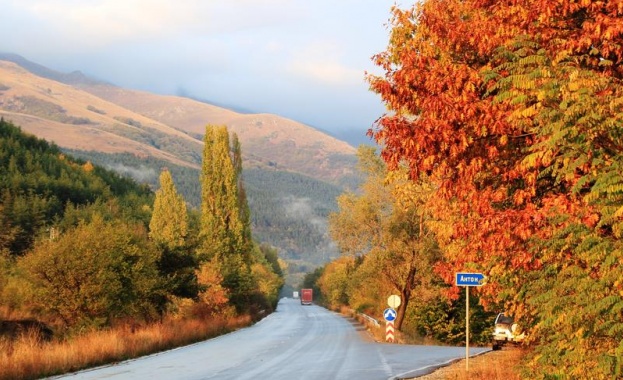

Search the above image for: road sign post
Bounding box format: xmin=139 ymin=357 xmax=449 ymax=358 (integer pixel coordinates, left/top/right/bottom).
xmin=383 ymin=308 xmax=397 ymax=342
xmin=466 ymin=286 xmax=470 ymax=371
xmin=385 ymin=321 xmax=395 ymax=342
xmin=387 ymin=295 xmax=401 ymax=309
xmin=455 ymin=272 xmax=486 ymax=372
xmin=385 ymin=295 xmax=401 ymax=343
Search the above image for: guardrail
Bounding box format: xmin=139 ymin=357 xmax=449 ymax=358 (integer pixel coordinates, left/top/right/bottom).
xmin=358 ymin=312 xmax=381 ymax=328
xmin=344 ymin=308 xmax=381 ymax=328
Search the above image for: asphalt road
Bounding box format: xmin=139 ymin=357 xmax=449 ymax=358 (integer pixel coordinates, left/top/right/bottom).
xmin=53 ymin=298 xmax=488 ymax=380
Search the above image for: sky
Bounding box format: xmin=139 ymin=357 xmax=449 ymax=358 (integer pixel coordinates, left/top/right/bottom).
xmin=1 ymin=0 xmax=406 ymax=144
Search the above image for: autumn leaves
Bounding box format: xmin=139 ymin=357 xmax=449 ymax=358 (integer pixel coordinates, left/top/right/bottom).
xmin=365 ymin=1 xmax=623 ymax=377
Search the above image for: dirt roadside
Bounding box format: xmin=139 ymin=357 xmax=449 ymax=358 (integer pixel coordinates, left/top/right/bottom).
xmin=405 ymin=348 xmax=523 ymax=380
xmin=346 ymin=313 xmax=524 ymax=380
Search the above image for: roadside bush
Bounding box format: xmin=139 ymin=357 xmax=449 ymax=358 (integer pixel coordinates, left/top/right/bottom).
xmin=19 ymin=216 xmax=164 ymax=330
xmin=402 ymin=289 xmax=496 ymax=346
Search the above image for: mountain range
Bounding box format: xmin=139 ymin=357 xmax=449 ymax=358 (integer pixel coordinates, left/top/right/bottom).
xmin=0 ymin=53 xmax=362 ymax=284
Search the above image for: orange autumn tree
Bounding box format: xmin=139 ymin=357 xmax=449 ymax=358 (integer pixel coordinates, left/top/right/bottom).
xmin=369 ymin=1 xmax=623 ymax=378
xmin=369 ymin=0 xmax=540 ymax=306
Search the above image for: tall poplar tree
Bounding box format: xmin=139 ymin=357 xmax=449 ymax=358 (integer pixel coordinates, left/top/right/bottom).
xmin=232 ymin=133 xmax=253 ymax=260
xmin=149 ymin=169 xmax=198 ymax=299
xmin=149 ymin=169 xmax=188 ymax=249
xmin=200 ymin=126 xmax=243 ymax=258
xmin=200 ymin=125 xmax=252 ymax=311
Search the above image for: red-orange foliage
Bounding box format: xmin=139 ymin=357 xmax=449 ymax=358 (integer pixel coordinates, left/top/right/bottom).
xmin=370 ymin=2 xmax=623 ymax=376
xmin=368 ymin=0 xmax=623 ymax=306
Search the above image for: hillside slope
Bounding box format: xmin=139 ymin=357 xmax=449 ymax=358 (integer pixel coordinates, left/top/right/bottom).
xmin=0 ymin=54 xmax=357 ymax=282
xmin=0 ymin=61 xmax=200 ymax=168
xmin=0 ymin=55 xmax=357 ymax=186
xmin=78 ymin=84 xmax=357 ymax=184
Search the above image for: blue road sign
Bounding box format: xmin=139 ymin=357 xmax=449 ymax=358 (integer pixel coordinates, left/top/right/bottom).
xmin=383 ymin=308 xmax=397 ymax=322
xmin=456 ymin=272 xmax=486 ymax=286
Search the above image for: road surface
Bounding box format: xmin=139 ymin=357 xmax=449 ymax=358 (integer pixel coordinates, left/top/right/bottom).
xmin=54 ymin=298 xmax=488 ymax=380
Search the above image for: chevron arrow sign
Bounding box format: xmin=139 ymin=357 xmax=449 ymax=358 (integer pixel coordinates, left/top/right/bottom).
xmin=386 ymin=321 xmax=395 ymax=343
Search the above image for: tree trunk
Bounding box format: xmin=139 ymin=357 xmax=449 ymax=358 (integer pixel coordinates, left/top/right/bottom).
xmin=395 ymin=265 xmax=417 ymax=331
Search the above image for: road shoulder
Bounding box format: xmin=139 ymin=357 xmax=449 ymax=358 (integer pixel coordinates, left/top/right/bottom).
xmin=402 ymin=348 xmax=524 ymax=379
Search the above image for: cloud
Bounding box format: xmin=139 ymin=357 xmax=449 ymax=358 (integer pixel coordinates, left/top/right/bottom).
xmin=282 ymin=196 xmax=328 ymax=231
xmin=106 ymin=163 xmax=157 ymax=184
xmin=8 ymin=0 xmax=302 ymax=48
xmin=1 ymin=0 xmax=396 ymax=133
xmin=11 ymin=1 xmax=202 ymax=48
xmin=285 ymin=41 xmax=365 ymax=86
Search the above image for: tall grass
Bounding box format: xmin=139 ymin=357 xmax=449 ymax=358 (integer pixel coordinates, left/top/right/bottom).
xmin=0 ymin=314 xmax=251 ymax=380
xmin=428 ymin=348 xmax=525 ymax=380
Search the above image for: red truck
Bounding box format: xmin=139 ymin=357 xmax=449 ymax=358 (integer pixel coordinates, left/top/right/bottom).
xmin=300 ymin=289 xmax=313 ymax=305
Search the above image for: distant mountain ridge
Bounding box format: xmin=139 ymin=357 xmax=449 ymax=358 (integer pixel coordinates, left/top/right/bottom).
xmin=0 ymin=53 xmax=359 ymax=282
xmin=0 ymin=52 xmax=105 ymax=86
xmin=0 ymin=53 xmax=358 ymax=186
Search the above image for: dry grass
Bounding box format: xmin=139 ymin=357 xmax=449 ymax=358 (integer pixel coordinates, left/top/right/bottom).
xmin=411 ymin=347 xmax=525 ymax=380
xmin=0 ymin=314 xmax=251 ymax=380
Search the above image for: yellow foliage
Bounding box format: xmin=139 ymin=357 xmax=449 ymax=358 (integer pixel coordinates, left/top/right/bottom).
xmin=82 ymin=161 xmax=94 ymax=172
xmin=196 ymin=260 xmax=229 ymax=313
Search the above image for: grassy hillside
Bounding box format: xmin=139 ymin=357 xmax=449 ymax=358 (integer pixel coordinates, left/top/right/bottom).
xmin=0 ymin=57 xmax=358 ymax=186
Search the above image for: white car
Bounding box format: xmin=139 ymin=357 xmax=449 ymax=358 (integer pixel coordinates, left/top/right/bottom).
xmin=492 ymin=312 xmax=525 ymax=350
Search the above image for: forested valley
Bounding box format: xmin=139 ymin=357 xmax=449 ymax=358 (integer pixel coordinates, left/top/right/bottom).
xmin=65 ymin=148 xmax=345 ymax=286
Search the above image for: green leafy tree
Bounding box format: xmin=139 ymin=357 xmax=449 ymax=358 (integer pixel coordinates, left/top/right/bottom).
xmin=20 ymin=216 xmax=164 ymax=329
xmin=199 ymin=125 xmax=252 ymax=312
xmin=149 ymin=169 xmax=198 ymax=300
xmin=200 ymin=125 xmax=244 ymax=259
xmin=487 ymin=37 xmax=623 ymax=378
xmin=0 ymin=203 xmax=18 ymax=253
xmin=249 ymin=244 xmax=284 ymax=313
xmin=150 ymin=169 xmax=189 ymax=249
xmin=328 ymin=146 xmax=441 ymax=330
xmin=317 ymin=257 xmax=354 ymax=309
xmin=232 ymin=133 xmax=253 ymax=260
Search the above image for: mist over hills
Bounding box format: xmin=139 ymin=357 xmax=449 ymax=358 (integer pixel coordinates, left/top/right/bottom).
xmin=174 ymin=88 xmax=375 ymax=148
xmin=0 ymin=53 xmax=361 ymax=284
xmin=0 ymin=52 xmax=106 ymax=87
